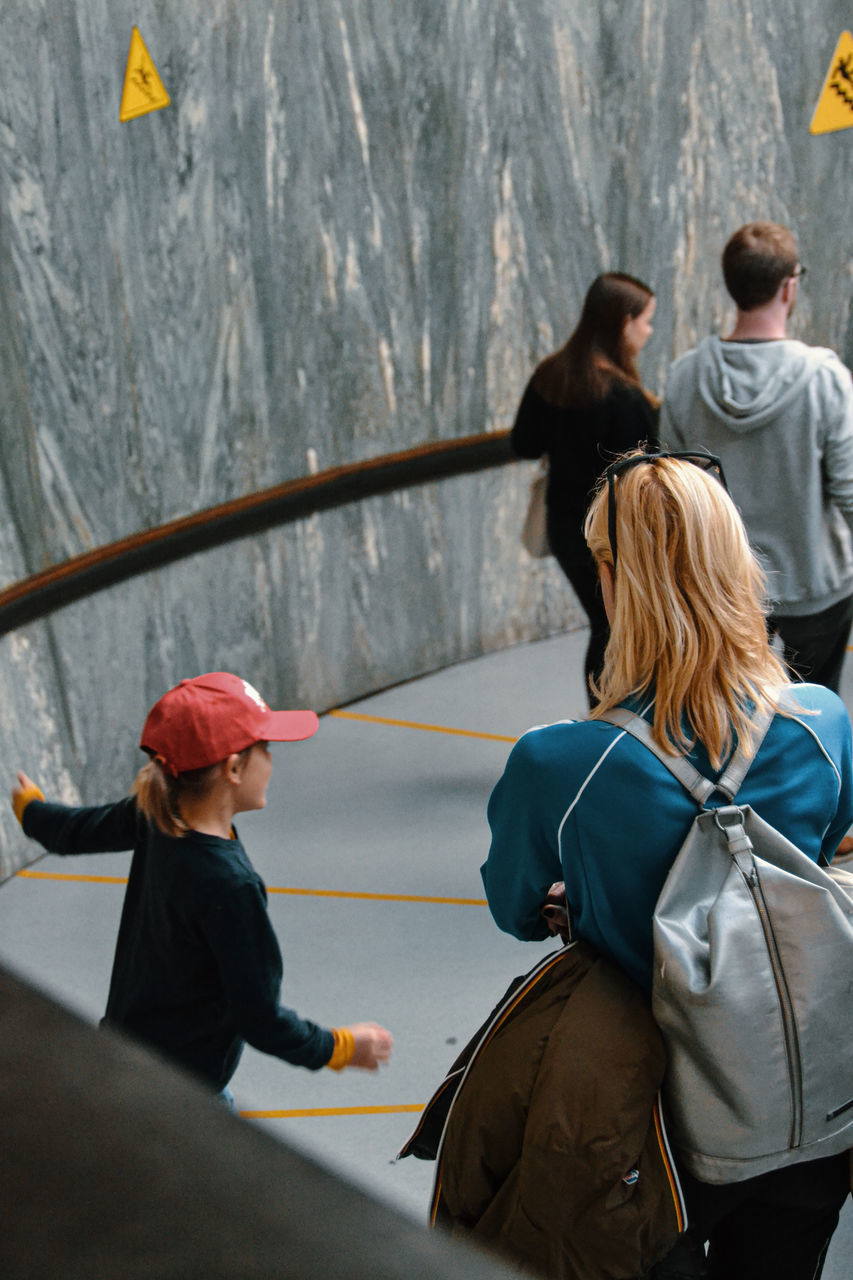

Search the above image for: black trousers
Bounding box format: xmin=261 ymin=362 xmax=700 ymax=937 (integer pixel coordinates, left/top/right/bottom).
xmin=550 ymin=542 xmax=608 ymax=709
xmin=770 ymin=595 xmax=853 ymax=693
xmin=646 ymin=1153 xmax=850 ymax=1280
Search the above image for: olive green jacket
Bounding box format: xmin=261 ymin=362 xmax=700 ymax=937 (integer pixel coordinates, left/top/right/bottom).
xmin=402 ymin=942 xmax=685 ymax=1280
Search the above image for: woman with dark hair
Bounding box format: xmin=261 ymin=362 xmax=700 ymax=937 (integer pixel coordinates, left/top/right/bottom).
xmin=512 ymin=272 xmax=659 ymax=704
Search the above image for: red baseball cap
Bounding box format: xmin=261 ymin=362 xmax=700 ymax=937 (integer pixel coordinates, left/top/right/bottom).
xmin=140 ymin=672 xmax=319 ymax=776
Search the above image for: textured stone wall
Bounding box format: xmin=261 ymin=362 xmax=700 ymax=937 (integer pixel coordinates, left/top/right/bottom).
xmin=1 ymin=0 xmax=852 ymax=875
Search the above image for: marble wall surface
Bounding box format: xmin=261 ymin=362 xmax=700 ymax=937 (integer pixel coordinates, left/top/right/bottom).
xmin=1 ymin=0 xmax=852 ymax=875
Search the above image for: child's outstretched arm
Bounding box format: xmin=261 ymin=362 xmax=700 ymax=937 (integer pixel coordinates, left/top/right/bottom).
xmin=11 ymin=772 xmax=139 ymax=853
xmin=327 ymin=1022 xmax=393 ymax=1072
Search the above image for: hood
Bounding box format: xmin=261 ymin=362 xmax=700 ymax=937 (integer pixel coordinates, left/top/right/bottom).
xmin=694 ymin=336 xmax=834 ymax=432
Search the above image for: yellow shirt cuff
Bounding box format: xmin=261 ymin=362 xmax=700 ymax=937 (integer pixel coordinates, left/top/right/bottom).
xmin=326 ymin=1027 xmax=355 ymax=1070
xmin=13 ymin=785 xmax=44 ymax=827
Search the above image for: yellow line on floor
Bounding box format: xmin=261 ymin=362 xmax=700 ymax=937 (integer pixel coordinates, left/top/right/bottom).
xmin=239 ymin=1104 xmax=424 ymax=1119
xmin=17 ymin=869 xmax=128 ymax=885
xmin=266 ymin=885 xmax=486 ymax=905
xmin=328 ymin=708 xmax=516 ymax=743
xmin=16 ymin=869 xmax=487 ymax=906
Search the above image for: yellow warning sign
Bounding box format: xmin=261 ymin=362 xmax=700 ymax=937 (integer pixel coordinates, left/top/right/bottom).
xmin=810 ymin=31 xmax=853 ymax=135
xmin=119 ymin=26 xmax=170 ymax=123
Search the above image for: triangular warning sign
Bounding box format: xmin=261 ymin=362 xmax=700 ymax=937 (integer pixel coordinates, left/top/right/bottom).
xmin=810 ymin=31 xmax=853 ymax=135
xmin=119 ymin=27 xmax=170 ymax=123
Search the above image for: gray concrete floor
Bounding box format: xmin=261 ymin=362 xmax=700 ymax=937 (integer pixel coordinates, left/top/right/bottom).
xmin=1 ymin=627 xmax=852 ymax=1274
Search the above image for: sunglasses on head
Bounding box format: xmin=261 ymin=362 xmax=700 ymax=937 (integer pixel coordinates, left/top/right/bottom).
xmin=604 ymin=450 xmax=729 ymax=567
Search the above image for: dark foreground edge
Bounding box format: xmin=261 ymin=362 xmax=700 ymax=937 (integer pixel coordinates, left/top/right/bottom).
xmin=0 ymin=962 xmax=527 ymax=1280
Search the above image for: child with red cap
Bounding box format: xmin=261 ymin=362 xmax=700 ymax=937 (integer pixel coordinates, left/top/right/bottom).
xmin=11 ymin=672 xmax=393 ymax=1097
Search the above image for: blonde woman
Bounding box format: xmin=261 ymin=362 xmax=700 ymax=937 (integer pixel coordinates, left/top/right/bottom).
xmin=482 ymin=451 xmax=853 ymax=1278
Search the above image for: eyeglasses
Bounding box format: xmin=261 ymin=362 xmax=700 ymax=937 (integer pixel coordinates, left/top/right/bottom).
xmin=604 ymin=450 xmax=729 ymax=567
xmin=792 ymin=265 xmax=807 ymax=281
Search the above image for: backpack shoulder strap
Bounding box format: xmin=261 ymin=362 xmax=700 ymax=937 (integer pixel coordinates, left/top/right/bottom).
xmin=598 ymin=703 xmax=778 ymax=805
xmin=599 ymin=708 xmax=717 ymax=805
xmin=714 ymin=703 xmax=777 ymax=799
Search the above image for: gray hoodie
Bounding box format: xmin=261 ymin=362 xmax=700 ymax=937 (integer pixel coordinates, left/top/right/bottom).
xmin=661 ymin=336 xmax=853 ymax=616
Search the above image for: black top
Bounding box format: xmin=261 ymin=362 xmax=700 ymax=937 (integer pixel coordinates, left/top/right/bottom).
xmin=23 ymin=796 xmax=334 ymax=1089
xmin=511 ymin=378 xmax=659 ymax=564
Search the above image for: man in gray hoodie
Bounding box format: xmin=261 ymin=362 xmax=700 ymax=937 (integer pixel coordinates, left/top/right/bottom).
xmin=661 ymin=221 xmax=853 ymax=691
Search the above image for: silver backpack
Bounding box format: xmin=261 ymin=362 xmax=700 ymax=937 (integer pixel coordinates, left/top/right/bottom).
xmin=601 ymin=704 xmax=853 ymax=1185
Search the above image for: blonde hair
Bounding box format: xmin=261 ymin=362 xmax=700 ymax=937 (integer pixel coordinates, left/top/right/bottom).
xmin=131 ymin=748 xmax=252 ymax=837
xmin=584 ymin=451 xmax=792 ymax=767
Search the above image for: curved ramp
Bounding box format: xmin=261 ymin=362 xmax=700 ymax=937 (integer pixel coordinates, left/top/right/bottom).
xmin=1 ymin=630 xmax=851 ymax=1274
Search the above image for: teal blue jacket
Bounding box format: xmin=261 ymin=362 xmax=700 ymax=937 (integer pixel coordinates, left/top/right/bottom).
xmin=482 ymin=684 xmax=853 ymax=990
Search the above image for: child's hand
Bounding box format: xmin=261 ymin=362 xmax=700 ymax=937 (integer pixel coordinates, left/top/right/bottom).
xmin=11 ymin=771 xmax=43 ymax=825
xmin=346 ymin=1022 xmax=393 ymax=1070
xmin=12 ymin=770 xmax=37 ymax=799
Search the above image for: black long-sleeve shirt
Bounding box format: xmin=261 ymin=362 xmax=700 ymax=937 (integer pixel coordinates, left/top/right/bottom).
xmin=22 ymin=796 xmax=334 ymax=1090
xmin=511 ymin=378 xmax=659 ymax=565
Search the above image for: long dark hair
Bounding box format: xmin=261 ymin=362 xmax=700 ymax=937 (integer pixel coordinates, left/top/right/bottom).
xmin=533 ymin=272 xmax=656 ymax=407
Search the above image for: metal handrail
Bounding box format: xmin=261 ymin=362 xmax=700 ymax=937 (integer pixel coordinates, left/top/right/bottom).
xmin=0 ymin=430 xmax=513 ymax=635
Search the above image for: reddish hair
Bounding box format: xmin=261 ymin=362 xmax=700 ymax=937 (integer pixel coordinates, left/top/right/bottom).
xmin=722 ymin=222 xmax=799 ymax=311
xmin=533 ymin=272 xmax=656 ymax=407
